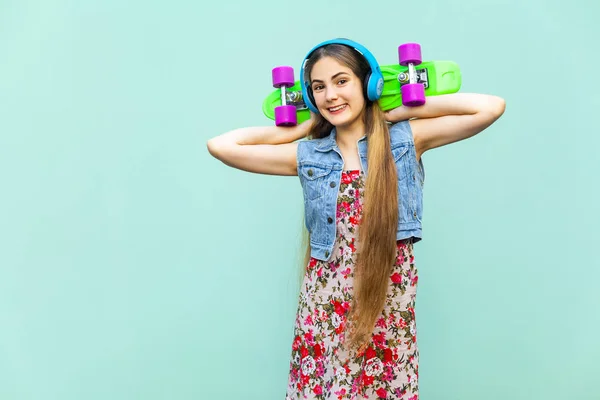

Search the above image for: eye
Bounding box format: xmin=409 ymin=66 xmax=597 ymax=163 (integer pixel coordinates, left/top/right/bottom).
xmin=338 ymin=79 xmax=348 ymax=85
xmin=312 ymin=84 xmax=324 ymax=91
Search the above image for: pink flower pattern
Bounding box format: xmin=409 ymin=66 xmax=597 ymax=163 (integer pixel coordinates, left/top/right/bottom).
xmin=286 ymin=170 xmax=419 ymax=399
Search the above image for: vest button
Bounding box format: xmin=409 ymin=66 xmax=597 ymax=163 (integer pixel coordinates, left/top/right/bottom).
xmin=308 ymin=169 xmax=313 ymax=176
xmin=330 ymin=181 xmax=335 ymax=188
xmin=328 ymin=217 xmax=333 ymax=223
xmin=413 ymin=211 xmax=417 ymax=217
xmin=325 ymin=251 xmax=330 ymax=257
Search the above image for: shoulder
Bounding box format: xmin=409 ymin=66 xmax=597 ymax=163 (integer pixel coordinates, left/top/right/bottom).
xmin=389 ymin=120 xmax=425 ymax=162
xmin=301 ymin=135 xmax=330 ymax=146
xmin=297 ymin=134 xmax=330 ymax=154
xmin=389 ymin=120 xmax=415 ymax=146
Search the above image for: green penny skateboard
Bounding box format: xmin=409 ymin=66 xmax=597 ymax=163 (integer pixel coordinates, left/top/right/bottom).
xmin=263 ymin=48 xmax=462 ymax=126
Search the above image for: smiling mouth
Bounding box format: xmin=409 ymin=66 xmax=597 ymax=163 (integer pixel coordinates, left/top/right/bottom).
xmin=327 ymin=104 xmax=347 ymax=113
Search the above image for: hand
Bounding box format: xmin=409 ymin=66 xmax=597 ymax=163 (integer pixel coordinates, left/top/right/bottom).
xmin=384 ymin=106 xmax=413 ymax=123
xmin=291 ymin=112 xmax=316 ymax=140
xmin=303 ymin=110 xmax=318 ymax=127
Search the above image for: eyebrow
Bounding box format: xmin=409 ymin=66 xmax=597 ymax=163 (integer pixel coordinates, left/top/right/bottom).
xmin=311 ymin=72 xmax=349 ymax=84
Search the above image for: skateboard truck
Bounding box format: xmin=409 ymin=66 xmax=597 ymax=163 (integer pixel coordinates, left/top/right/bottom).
xmin=397 ymin=68 xmax=429 ymax=89
xmin=285 ymin=91 xmax=307 ymax=110
xmin=278 ymin=85 xmax=287 ymax=109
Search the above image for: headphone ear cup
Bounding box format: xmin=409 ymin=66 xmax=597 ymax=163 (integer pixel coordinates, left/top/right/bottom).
xmin=302 ymin=80 xmax=319 ymax=114
xmin=306 ymin=86 xmax=317 ymax=112
xmin=363 ymin=72 xmax=371 ymax=100
xmin=366 ymin=70 xmax=384 ymax=101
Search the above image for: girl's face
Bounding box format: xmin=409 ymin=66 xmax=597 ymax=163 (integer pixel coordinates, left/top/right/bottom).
xmin=309 ymin=56 xmax=366 ymax=130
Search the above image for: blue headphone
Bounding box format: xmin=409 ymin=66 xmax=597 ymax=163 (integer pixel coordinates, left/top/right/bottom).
xmin=300 ymin=38 xmax=384 ymax=114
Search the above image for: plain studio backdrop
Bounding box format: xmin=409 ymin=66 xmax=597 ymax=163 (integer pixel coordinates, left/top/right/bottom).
xmin=0 ymin=0 xmax=598 ymax=399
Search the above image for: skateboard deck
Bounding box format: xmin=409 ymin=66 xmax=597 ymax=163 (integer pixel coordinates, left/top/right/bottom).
xmin=262 ymin=60 xmax=462 ymax=125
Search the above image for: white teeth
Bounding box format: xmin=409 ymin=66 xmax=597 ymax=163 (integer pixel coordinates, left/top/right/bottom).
xmin=329 ymin=104 xmax=346 ymax=112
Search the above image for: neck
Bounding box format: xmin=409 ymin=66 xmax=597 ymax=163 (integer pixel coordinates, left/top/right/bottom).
xmin=335 ymin=119 xmax=366 ymax=149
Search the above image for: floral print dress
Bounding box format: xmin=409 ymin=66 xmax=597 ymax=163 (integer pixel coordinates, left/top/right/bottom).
xmin=286 ymin=170 xmax=420 ymax=400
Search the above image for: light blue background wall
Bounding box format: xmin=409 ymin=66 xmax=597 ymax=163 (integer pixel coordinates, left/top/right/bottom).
xmin=1 ymin=0 xmax=598 ymax=399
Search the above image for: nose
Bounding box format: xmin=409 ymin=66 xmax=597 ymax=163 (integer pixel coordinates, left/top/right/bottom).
xmin=325 ymin=86 xmax=338 ymax=102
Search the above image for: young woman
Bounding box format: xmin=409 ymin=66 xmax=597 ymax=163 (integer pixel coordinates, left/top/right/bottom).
xmin=207 ymin=39 xmax=505 ymax=399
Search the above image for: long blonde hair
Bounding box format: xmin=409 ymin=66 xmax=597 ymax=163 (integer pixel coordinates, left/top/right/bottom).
xmin=299 ymin=44 xmax=399 ymax=351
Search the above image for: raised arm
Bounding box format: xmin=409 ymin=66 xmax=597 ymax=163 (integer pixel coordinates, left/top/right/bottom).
xmin=385 ymin=93 xmax=506 ymax=160
xmin=206 ymin=118 xmax=314 ymax=176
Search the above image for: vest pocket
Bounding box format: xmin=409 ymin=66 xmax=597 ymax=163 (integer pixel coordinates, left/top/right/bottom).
xmin=392 ymin=144 xmax=415 ymax=223
xmin=299 ymin=164 xmax=333 ymax=200
xmin=392 ymin=145 xmax=409 ymax=182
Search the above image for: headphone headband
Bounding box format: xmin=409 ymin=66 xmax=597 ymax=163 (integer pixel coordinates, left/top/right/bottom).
xmin=300 ymin=38 xmax=384 ymax=114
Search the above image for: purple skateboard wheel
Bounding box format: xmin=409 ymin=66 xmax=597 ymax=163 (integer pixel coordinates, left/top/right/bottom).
xmin=398 ymin=43 xmax=422 ymax=66
xmin=272 ymin=66 xmax=295 ymax=88
xmin=274 ymin=105 xmax=297 ymax=126
xmin=401 ymin=83 xmax=426 ymax=107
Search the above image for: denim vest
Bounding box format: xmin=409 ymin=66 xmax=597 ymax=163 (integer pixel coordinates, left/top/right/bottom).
xmin=296 ymin=120 xmax=425 ymax=261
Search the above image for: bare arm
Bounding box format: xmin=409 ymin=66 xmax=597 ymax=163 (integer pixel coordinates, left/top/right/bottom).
xmin=206 ymin=118 xmax=314 ymax=176
xmin=384 ymin=93 xmax=506 ymax=159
